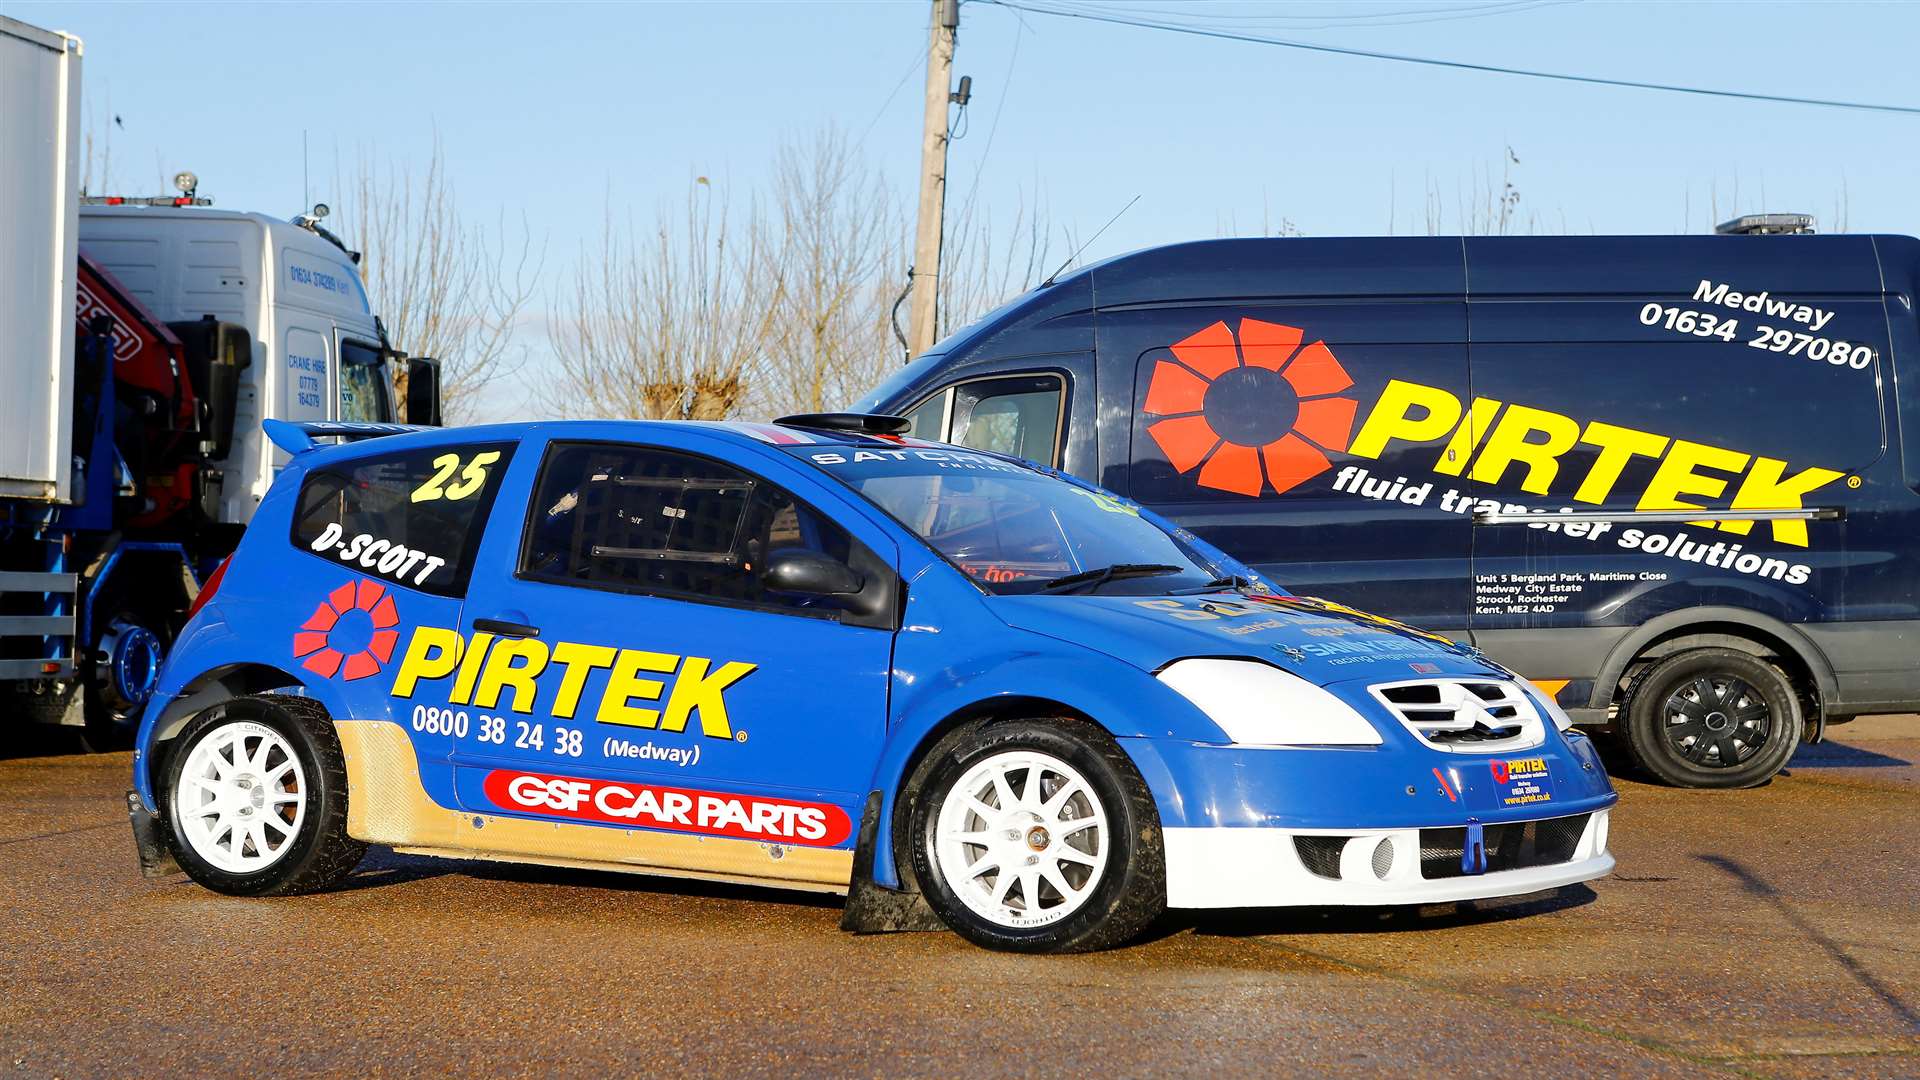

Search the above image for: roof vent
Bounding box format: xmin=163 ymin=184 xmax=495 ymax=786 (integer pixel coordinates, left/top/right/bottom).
xmin=1715 ymin=213 xmax=1816 ymax=236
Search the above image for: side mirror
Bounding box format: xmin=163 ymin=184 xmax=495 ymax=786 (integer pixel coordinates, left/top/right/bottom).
xmin=763 ymin=549 xmax=863 ymax=596
xmin=406 ymin=357 xmax=443 ymax=427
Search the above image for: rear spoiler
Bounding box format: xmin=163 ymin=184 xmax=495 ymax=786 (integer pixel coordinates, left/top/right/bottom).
xmin=264 ymin=419 xmax=431 ymax=456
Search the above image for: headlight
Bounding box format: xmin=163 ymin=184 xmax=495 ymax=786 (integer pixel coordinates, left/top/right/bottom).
xmin=1530 ymin=686 xmax=1576 ymax=732
xmin=1157 ymin=658 xmax=1383 ymax=747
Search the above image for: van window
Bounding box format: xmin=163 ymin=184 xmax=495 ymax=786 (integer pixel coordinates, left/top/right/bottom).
xmin=290 ymin=442 xmax=517 ymax=597
xmin=902 ymin=390 xmax=950 ymax=442
xmin=520 ymin=443 xmax=859 ymax=615
xmin=908 ymin=374 xmax=1063 ymax=465
xmin=338 ymin=339 xmax=393 ymax=423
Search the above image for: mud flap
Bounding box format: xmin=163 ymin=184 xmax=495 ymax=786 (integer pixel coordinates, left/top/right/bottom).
xmin=839 ymin=790 xmax=945 ymax=934
xmin=125 ymin=790 xmax=180 ymax=878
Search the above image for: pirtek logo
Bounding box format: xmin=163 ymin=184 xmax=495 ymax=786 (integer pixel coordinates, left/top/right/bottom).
xmin=1143 ymin=318 xmax=1360 ymax=498
xmin=294 ymin=580 xmax=401 ymax=681
xmin=1145 ymin=317 xmax=1845 ymax=549
xmin=1348 ymin=380 xmax=1843 ymax=548
xmin=390 ymin=627 xmax=756 ymax=739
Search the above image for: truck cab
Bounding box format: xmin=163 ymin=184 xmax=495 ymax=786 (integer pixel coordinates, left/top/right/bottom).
xmin=79 ymin=204 xmax=400 ymax=525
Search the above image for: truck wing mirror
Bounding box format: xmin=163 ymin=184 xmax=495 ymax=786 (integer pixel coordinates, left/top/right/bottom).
xmin=406 ymin=357 xmax=444 ymax=427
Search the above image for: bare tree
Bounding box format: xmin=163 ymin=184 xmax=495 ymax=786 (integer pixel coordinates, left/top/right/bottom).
xmin=542 ymin=129 xmax=1056 ymax=422
xmin=334 ymin=139 xmax=540 ymax=422
xmin=543 ymin=182 xmax=786 ymax=420
xmin=753 ymin=129 xmax=905 ymax=416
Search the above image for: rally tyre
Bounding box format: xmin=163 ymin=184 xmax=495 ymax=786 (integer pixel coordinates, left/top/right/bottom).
xmin=908 ymin=718 xmax=1165 ymax=953
xmin=1621 ymin=648 xmax=1801 ymax=789
xmin=161 ymin=695 xmax=366 ymax=896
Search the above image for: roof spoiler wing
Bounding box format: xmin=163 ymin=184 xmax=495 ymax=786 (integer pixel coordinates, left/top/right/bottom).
xmin=264 ymin=419 xmax=431 ymax=456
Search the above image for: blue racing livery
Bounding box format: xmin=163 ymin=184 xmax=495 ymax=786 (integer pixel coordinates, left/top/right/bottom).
xmin=129 ymin=416 xmax=1615 ymax=952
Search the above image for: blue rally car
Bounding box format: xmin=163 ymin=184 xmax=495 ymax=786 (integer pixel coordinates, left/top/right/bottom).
xmin=127 ymin=414 xmax=1616 ymax=952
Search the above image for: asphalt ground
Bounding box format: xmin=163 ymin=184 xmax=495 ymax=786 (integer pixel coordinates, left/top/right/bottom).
xmin=0 ymin=719 xmax=1915 ymax=1077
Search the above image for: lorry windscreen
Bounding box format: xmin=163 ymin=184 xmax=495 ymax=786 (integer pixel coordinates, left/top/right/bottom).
xmin=788 ymin=444 xmax=1217 ymax=595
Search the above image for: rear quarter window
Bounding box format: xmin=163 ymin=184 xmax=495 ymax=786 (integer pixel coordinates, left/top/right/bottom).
xmin=290 ymin=442 xmax=517 ymax=597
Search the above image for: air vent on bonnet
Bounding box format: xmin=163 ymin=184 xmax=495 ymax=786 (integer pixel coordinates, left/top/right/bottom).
xmin=1368 ymin=679 xmax=1546 ymax=753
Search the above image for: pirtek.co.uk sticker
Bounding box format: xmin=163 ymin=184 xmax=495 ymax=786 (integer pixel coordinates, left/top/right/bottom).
xmin=1491 ymin=756 xmax=1553 ymax=807
xmin=484 ymin=770 xmax=852 ymax=846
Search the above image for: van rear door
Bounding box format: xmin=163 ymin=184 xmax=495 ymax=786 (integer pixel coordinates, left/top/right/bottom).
xmin=1463 ymin=236 xmax=1884 ymax=690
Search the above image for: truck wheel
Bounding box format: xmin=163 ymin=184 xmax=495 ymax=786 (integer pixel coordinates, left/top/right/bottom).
xmin=1621 ymin=648 xmax=1800 ymax=789
xmin=79 ymin=610 xmax=168 ymax=752
xmin=907 ymin=718 xmax=1165 ymax=953
xmin=161 ymin=695 xmax=365 ymax=895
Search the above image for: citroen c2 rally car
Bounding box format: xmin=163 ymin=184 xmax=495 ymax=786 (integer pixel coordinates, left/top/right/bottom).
xmin=127 ymin=414 xmax=1615 ymax=952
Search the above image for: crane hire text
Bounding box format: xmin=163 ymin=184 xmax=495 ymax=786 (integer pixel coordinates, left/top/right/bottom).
xmin=1347 ymin=380 xmax=1843 ymax=548
xmin=389 ymin=628 xmax=756 ymax=739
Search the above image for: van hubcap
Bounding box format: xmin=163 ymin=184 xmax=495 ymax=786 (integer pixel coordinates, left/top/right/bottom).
xmin=1663 ymin=675 xmax=1770 ymax=767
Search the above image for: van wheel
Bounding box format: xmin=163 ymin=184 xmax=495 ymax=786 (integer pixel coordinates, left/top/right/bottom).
xmin=907 ymin=718 xmax=1165 ymax=953
xmin=161 ymin=695 xmax=365 ymax=895
xmin=1621 ymin=649 xmax=1800 ymax=789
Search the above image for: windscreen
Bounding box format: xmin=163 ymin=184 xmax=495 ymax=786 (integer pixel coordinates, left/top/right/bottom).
xmin=790 ymin=444 xmax=1219 ymax=594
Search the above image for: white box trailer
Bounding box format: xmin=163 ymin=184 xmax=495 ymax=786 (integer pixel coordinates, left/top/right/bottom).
xmin=0 ymin=16 xmax=81 ymax=503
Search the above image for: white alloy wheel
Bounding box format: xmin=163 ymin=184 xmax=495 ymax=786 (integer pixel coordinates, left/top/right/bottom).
xmin=933 ymin=750 xmax=1110 ymax=929
xmin=171 ymin=720 xmax=308 ymax=874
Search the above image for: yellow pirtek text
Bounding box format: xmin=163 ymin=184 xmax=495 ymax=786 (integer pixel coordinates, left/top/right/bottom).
xmin=1348 ymin=379 xmax=1843 ymax=547
xmin=389 ymin=628 xmax=756 ymax=739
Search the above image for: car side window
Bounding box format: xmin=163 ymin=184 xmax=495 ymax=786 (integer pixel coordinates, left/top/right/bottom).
xmin=289 ymin=442 xmax=517 ymax=597
xmin=906 ymin=374 xmax=1064 ymax=466
xmin=520 ymin=442 xmax=860 ymax=615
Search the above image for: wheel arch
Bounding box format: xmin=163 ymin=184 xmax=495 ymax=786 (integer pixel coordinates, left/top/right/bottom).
xmin=1588 ymin=606 xmax=1836 ymax=720
xmin=135 ymin=662 xmax=332 ymax=808
xmin=865 ymin=692 xmax=1138 ymax=893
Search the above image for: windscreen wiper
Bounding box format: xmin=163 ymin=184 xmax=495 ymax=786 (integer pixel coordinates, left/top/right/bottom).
xmin=1175 ymin=573 xmax=1252 ymax=594
xmin=1037 ymin=563 xmax=1183 ymax=594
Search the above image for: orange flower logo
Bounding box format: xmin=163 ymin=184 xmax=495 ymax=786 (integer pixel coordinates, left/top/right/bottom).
xmin=293 ymin=579 xmax=400 ymax=681
xmin=1143 ymin=318 xmax=1359 ymax=497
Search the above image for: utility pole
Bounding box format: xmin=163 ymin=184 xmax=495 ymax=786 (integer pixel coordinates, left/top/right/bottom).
xmin=908 ymin=0 xmax=958 ymax=358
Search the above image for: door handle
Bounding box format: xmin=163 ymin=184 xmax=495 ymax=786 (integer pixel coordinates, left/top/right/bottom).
xmin=473 ymin=617 xmax=541 ymax=639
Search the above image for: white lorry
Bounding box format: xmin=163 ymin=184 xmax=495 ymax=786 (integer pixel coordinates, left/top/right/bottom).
xmin=1 ymin=14 xmax=442 ymax=745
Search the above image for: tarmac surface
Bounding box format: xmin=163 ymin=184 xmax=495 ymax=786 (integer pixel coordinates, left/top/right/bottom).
xmin=0 ymin=718 xmax=1915 ymax=1077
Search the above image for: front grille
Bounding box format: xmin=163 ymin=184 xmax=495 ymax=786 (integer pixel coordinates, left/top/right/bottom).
xmin=1419 ymin=813 xmax=1591 ymax=879
xmin=1370 ymin=678 xmax=1545 ymax=753
xmin=1293 ymin=836 xmax=1348 ymax=880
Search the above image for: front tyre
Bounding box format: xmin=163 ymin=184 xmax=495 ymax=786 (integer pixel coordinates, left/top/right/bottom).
xmin=1621 ymin=648 xmax=1801 ymax=789
xmin=161 ymin=695 xmax=366 ymax=895
xmin=909 ymin=718 xmax=1165 ymax=953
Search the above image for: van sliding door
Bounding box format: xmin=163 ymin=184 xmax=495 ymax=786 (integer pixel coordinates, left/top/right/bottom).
xmin=1113 ymin=285 xmax=1472 ymax=630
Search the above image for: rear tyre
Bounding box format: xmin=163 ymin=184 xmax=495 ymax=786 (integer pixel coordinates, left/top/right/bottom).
xmin=161 ymin=695 xmax=365 ymax=895
xmin=908 ymin=718 xmax=1165 ymax=953
xmin=1621 ymin=648 xmax=1800 ymax=789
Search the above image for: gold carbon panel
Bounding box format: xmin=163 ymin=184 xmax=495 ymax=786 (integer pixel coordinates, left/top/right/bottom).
xmin=334 ymin=720 xmax=854 ymax=894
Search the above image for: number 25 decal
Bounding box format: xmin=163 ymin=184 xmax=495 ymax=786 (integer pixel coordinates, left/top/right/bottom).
xmin=412 ymin=450 xmax=503 ymax=503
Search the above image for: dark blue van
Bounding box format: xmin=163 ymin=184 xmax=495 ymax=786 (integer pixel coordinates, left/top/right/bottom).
xmin=857 ymin=231 xmax=1920 ymax=789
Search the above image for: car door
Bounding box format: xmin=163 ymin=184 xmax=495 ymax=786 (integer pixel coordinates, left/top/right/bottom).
xmin=442 ymin=430 xmax=898 ymax=853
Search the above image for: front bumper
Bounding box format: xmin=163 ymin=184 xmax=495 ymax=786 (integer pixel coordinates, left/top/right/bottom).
xmin=1162 ymin=808 xmax=1612 ymax=909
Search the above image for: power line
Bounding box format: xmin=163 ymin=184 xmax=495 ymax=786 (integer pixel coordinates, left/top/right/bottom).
xmin=984 ymin=0 xmax=1920 ymax=116
xmin=1030 ymin=0 xmax=1572 ymax=30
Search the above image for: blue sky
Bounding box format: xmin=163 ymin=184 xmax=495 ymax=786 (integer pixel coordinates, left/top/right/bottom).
xmin=10 ymin=0 xmax=1920 ymax=414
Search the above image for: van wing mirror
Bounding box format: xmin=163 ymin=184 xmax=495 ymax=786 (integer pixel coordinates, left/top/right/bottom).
xmin=406 ymin=357 xmax=444 ymax=427
xmin=763 ymin=549 xmax=864 ymax=596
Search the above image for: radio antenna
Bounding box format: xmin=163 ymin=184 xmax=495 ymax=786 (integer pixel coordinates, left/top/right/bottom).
xmin=1042 ymin=194 xmax=1139 ymax=287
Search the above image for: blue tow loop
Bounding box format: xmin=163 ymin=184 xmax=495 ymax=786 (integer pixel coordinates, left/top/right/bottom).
xmin=1461 ymin=820 xmax=1488 ymax=875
